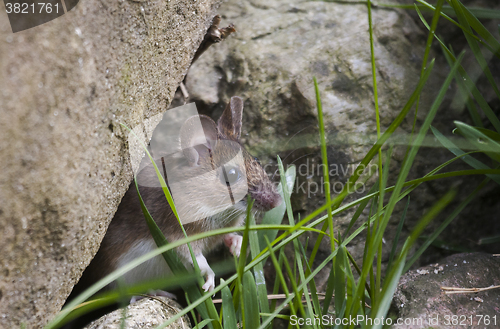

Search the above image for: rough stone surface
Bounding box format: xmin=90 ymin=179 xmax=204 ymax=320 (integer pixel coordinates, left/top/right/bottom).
xmin=391 ymin=253 xmax=500 ymax=329
xmin=83 ymin=297 xmax=191 ymax=329
xmin=0 ymin=0 xmax=221 ymax=327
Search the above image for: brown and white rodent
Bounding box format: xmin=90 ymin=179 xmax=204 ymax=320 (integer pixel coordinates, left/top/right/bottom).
xmin=72 ymin=96 xmax=282 ymax=297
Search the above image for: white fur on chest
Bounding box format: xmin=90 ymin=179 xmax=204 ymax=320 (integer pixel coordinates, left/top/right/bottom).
xmin=115 ymin=205 xmax=247 ymax=290
xmin=116 ymin=239 xmax=172 ymax=286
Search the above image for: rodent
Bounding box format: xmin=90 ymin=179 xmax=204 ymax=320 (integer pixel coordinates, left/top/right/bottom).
xmin=70 ymin=96 xmax=282 ymax=303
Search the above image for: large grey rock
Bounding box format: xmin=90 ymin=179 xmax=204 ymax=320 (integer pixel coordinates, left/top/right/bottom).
xmin=83 ymin=297 xmax=190 ymax=329
xmin=0 ymin=0 xmax=221 ymax=327
xmin=391 ymin=253 xmax=500 ymax=329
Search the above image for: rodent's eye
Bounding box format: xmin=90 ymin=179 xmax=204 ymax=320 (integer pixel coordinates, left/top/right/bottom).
xmin=254 ymin=157 xmax=261 ymax=165
xmin=221 ymin=166 xmax=242 ymax=185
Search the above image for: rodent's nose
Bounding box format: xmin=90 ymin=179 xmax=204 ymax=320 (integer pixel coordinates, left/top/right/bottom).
xmin=257 ymin=191 xmax=282 ymax=211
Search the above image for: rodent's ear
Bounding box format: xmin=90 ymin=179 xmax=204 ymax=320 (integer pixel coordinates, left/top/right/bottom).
xmin=218 ymin=96 xmax=243 ymax=140
xmin=180 ymin=115 xmax=218 ymax=166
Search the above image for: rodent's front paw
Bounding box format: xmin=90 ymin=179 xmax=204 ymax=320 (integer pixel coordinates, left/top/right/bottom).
xmin=195 ymin=254 xmax=216 ymax=292
xmin=202 ymin=274 xmax=215 ymax=292
xmin=224 ymin=233 xmax=243 ymax=257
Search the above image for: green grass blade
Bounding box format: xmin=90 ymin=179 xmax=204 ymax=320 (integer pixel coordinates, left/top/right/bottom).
xmin=374 ymin=147 xmax=392 ymax=303
xmin=258 ymin=165 xmax=296 ymax=257
xmin=431 ymin=126 xmax=500 ymax=184
xmin=386 ymin=196 xmax=410 ymax=273
xmin=418 ymin=0 xmax=445 ymax=77
xmin=297 ymin=242 xmax=322 ymax=322
xmin=253 ymin=164 xmax=295 ymax=325
xmin=405 ymin=177 xmax=490 ymax=271
xmin=264 ymin=167 xmax=496 ymax=270
xmin=119 ymin=124 xmax=179 ymax=220
xmin=235 ymin=197 xmax=255 ymax=328
xmin=47 ymin=229 xmax=227 ymax=328
xmin=133 ymin=179 xmax=219 ymax=329
xmin=342 ymin=180 xmax=379 ymax=240
xmin=248 ymin=213 xmax=270 ymax=316
xmin=445 ymin=6 xmax=500 ymax=19
xmin=263 ymin=236 xmax=297 ymax=326
xmin=277 ymin=156 xmax=295 ymax=226
xmin=453 ymin=64 xmax=500 ymax=132
xmin=449 ymin=0 xmax=500 ymax=100
xmin=368 ymin=260 xmax=404 ymax=329
xmin=270 ymin=249 xmax=285 ymax=313
xmin=474 ymin=127 xmax=500 ymax=142
xmin=456 ymin=0 xmax=500 ymax=58
xmin=243 ymin=271 xmax=261 ymax=329
xmin=370 ymin=190 xmax=456 ymax=328
xmin=413 ymin=0 xmax=499 ymax=56
xmin=258 ymin=246 xmax=339 ymax=329
xmin=398 ymin=169 xmax=500 ymax=181
xmin=367 ymin=0 xmax=386 ymax=304
xmin=415 ymin=6 xmax=500 ymax=131
xmin=454 ymin=121 xmax=500 ymax=162
xmin=334 ymin=246 xmax=348 ymax=320
xmin=321 ymin=265 xmax=335 ymax=317
xmin=237 ymin=196 xmax=255 ymax=280
xmin=422 ymin=237 xmax=474 ymax=252
xmin=54 ymin=274 xmax=198 ymax=327
xmin=51 ymin=221 xmax=315 ymax=329
xmin=313 ymin=77 xmax=335 ymax=250
xmin=365 ymin=196 xmax=377 ymax=309
xmin=348 ymin=51 xmax=464 ymax=320
xmin=344 ymin=249 xmax=357 ymax=323
xmin=193 ymin=319 xmax=216 ymax=329
xmin=280 ymin=248 xmax=309 ymax=321
xmin=375 ymin=2 xmax=500 ymax=20
xmin=291 ymin=240 xmax=316 ymax=326
xmin=443 ymin=47 xmax=483 ymax=127
xmin=312 ymin=79 xmax=337 ymax=323
xmin=274 ymin=158 xmax=305 ymax=323
xmin=134 ymin=179 xmax=186 ymax=274
xmin=308 ymin=60 xmax=435 ymax=268
xmin=221 ymin=280 xmax=237 ymax=329
xmin=478 ymin=235 xmax=500 ymax=245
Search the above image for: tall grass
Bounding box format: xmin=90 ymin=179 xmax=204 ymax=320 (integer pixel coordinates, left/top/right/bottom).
xmin=46 ymin=0 xmax=500 ymax=328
